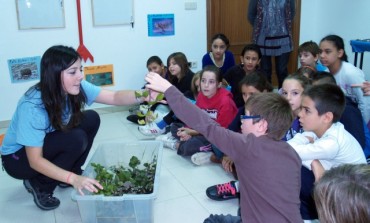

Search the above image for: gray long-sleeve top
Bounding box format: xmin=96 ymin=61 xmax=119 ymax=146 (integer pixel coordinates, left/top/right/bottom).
xmin=164 ymin=86 xmax=303 ymax=223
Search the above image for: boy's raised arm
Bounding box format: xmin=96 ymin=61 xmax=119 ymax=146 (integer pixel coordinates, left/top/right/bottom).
xmin=145 ymin=72 xmax=244 ymax=161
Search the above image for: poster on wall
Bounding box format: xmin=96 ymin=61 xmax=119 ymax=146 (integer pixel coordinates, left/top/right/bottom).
xmin=84 ymin=64 xmax=114 ymax=87
xmin=147 ymin=14 xmax=175 ymax=37
xmin=7 ymin=56 xmax=41 ymax=83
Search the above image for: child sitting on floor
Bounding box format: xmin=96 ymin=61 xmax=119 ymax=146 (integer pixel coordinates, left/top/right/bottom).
xmin=166 ymin=65 xmax=238 ymax=160
xmin=138 ymin=52 xmax=194 ymax=135
xmin=312 ymin=163 xmax=370 ymax=223
xmin=145 ymin=72 xmax=303 ymax=222
xmin=205 ymin=73 xmax=309 ymax=202
xmin=288 ymin=84 xmax=367 ymax=221
xmin=223 ymin=43 xmax=263 ymax=107
xmin=298 ymin=40 xmax=327 ymax=72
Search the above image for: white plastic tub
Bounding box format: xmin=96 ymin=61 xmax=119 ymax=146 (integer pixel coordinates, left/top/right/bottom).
xmin=72 ymin=140 xmax=163 ymax=223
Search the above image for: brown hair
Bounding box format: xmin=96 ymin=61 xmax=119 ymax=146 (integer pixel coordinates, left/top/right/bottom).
xmin=284 ymin=73 xmax=311 ymax=89
xmin=314 ymin=164 xmax=370 ymax=223
xmin=239 ymin=70 xmax=273 ymax=93
xmin=191 ymin=71 xmax=201 ymax=99
xmin=166 ymin=52 xmax=190 ymax=83
xmin=296 ymin=66 xmax=317 ymax=80
xmin=303 ymin=84 xmax=345 ymax=123
xmin=245 ymin=93 xmax=293 ymax=140
xmin=298 ymin=40 xmax=320 ymax=56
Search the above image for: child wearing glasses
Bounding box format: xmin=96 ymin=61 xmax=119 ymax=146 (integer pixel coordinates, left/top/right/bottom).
xmin=205 ymin=73 xmax=309 ymax=203
xmin=145 ymin=72 xmax=302 ymax=222
xmin=205 ymin=71 xmax=273 ymax=201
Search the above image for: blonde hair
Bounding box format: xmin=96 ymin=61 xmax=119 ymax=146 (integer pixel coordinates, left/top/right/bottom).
xmin=191 ymin=71 xmax=201 ymax=99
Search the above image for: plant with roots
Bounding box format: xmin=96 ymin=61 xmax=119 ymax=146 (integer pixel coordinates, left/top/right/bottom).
xmin=134 ymin=90 xmax=164 ymax=125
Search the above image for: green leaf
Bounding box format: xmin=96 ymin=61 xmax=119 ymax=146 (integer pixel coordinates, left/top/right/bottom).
xmin=91 ymin=155 xmax=157 ymax=196
xmin=147 ymin=101 xmax=156 ymax=106
xmin=134 ymin=91 xmax=141 ymax=98
xmin=129 ymin=156 xmax=140 ymax=169
xmin=137 ymin=119 xmax=146 ymax=125
xmin=136 ymin=111 xmax=146 ymax=117
xmin=141 ymin=90 xmax=149 ymax=98
xmin=156 ymin=93 xmax=164 ymax=101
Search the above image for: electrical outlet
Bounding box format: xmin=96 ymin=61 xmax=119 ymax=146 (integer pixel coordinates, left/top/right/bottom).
xmin=185 ymin=2 xmax=197 ymax=10
xmin=190 ymin=61 xmax=197 ymax=68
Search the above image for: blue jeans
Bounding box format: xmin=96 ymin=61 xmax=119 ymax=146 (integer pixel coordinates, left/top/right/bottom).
xmin=203 ymin=214 xmax=241 ymax=223
xmin=212 ymin=144 xmax=224 ymax=160
xmin=300 ymin=166 xmax=318 ymax=220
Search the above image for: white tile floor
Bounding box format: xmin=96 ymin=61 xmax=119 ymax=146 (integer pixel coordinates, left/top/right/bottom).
xmin=0 ymin=110 xmax=238 ymax=223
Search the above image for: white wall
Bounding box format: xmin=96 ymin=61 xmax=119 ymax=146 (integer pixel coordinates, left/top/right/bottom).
xmin=300 ymin=0 xmax=370 ymax=79
xmin=0 ymin=0 xmax=206 ymax=121
xmin=1 ymin=0 xmax=370 ymax=122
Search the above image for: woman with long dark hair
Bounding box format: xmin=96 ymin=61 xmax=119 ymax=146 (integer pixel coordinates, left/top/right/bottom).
xmin=0 ymin=45 xmax=146 ymax=210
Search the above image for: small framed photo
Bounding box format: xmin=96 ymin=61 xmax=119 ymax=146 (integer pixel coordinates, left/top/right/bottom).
xmin=84 ymin=64 xmax=114 ymax=87
xmin=8 ymin=56 xmax=41 ymax=83
xmin=147 ymin=14 xmax=175 ymax=37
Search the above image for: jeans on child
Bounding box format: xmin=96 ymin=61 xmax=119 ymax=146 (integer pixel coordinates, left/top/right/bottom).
xmin=300 ymin=166 xmax=318 ymax=220
xmin=212 ymin=144 xmax=224 ymax=160
xmin=170 ymin=122 xmax=212 ymax=156
xmin=203 ymin=214 xmax=242 ymax=223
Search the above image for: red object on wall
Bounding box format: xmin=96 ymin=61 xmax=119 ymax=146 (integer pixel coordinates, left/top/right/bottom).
xmin=76 ymin=0 xmax=94 ymax=62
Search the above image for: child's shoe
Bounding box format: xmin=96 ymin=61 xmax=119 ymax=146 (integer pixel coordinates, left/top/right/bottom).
xmin=191 ymin=152 xmax=212 ymax=165
xmin=126 ymin=114 xmax=145 ymax=125
xmin=138 ymin=122 xmax=165 ymax=136
xmin=206 ymin=181 xmax=239 ymax=201
xmin=156 ymin=132 xmax=177 ymax=150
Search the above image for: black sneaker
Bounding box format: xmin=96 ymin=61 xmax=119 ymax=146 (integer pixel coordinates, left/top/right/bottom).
xmin=206 ymin=181 xmax=239 ymax=201
xmin=23 ymin=179 xmax=60 ymax=210
xmin=126 ymin=114 xmax=145 ymax=125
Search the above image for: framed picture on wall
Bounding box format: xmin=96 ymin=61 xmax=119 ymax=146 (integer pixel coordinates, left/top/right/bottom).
xmin=7 ymin=56 xmax=41 ymax=83
xmin=91 ymin=0 xmax=134 ymax=26
xmin=16 ymin=0 xmax=65 ymax=29
xmin=148 ymin=14 xmax=175 ymax=37
xmin=84 ymin=64 xmax=114 ymax=87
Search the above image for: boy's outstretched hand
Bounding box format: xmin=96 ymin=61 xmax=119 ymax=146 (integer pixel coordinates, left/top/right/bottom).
xmin=145 ymin=72 xmax=172 ymax=93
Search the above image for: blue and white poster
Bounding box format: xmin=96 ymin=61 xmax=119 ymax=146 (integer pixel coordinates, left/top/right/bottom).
xmin=8 ymin=56 xmax=41 ymax=83
xmin=148 ymin=14 xmax=175 ymax=37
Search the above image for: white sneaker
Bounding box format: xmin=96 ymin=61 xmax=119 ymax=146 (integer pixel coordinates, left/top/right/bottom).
xmin=156 ymin=132 xmax=177 ymax=150
xmin=138 ymin=122 xmax=165 ymax=136
xmin=191 ymin=152 xmax=212 ymax=165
